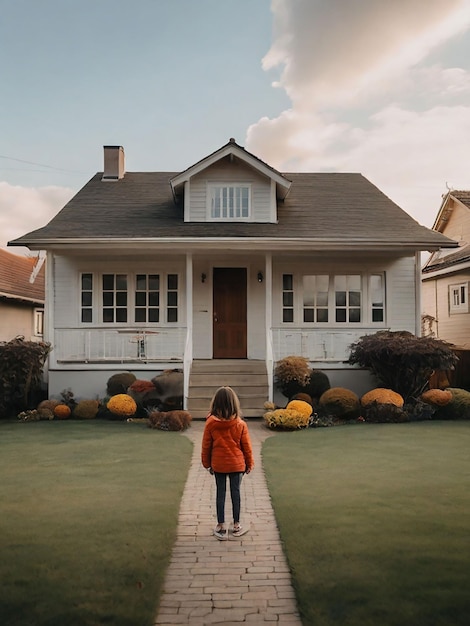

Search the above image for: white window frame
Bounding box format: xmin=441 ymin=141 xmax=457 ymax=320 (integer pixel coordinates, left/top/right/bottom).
xmin=449 ymin=282 xmax=469 ymax=314
xmin=207 ymin=183 xmax=252 ymax=221
xmin=79 ymin=272 xmax=180 ymax=325
xmin=33 ymin=308 xmax=44 ymax=337
xmin=281 ymin=272 xmax=386 ymax=326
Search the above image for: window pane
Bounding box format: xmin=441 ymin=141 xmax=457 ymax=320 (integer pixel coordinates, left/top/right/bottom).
xmin=116 ymin=292 xmax=127 ymax=306
xmin=283 ymin=309 xmax=294 ymax=323
xmin=304 ymin=309 xmax=314 ymax=322
xmin=317 ymin=309 xmax=328 ymax=323
xmin=283 ymin=292 xmax=293 ymax=306
xmin=82 ymin=293 xmax=92 ymax=306
xmin=336 ymin=291 xmax=346 ymax=306
xmin=116 ymin=308 xmax=127 ymax=323
xmin=168 ymin=292 xmax=178 ymax=307
xmin=103 ymin=292 xmax=114 ymax=306
xmin=148 ymin=292 xmax=159 ymax=306
xmin=167 ymin=308 xmax=177 ymax=323
xmin=149 ymin=309 xmax=159 ymax=322
xmin=372 ymin=310 xmax=384 ymax=322
xmin=135 ymin=292 xmax=146 ymax=306
xmin=336 ymin=309 xmax=346 ymax=322
xmin=349 ymin=291 xmax=361 ymax=307
xmin=103 ymin=309 xmax=114 ymax=323
xmin=149 ymin=275 xmax=159 ymax=290
xmin=349 ymin=309 xmax=361 ymax=322
xmin=82 ymin=274 xmax=93 ymax=290
xmin=135 ymin=309 xmax=146 ymax=322
xmin=82 ymin=309 xmax=92 ymax=323
xmin=283 ymin=274 xmax=293 ymax=290
xmin=102 ymin=274 xmax=114 ymax=290
xmin=136 ymin=274 xmax=147 ymax=290
xmin=116 ymin=275 xmax=127 ymax=290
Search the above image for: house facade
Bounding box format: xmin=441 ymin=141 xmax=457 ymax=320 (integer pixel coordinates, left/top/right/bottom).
xmin=422 ymin=190 xmax=470 ymax=347
xmin=9 ymin=140 xmax=456 ymax=415
xmin=0 ymin=248 xmax=45 ymax=343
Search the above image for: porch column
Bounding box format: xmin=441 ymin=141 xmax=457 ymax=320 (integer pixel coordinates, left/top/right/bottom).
xmin=265 ymin=253 xmax=273 ymax=401
xmin=184 ymin=253 xmax=193 ymax=409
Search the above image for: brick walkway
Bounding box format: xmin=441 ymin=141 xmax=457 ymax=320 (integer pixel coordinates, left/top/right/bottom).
xmin=154 ymin=419 xmax=303 ymax=625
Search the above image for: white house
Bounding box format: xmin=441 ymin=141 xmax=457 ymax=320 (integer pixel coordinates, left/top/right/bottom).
xmin=9 ymin=139 xmax=456 ymax=416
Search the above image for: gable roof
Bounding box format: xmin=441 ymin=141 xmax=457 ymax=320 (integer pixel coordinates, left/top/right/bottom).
xmin=0 ymin=249 xmax=45 ymax=305
xmin=423 ymin=190 xmax=470 ymax=274
xmin=170 ymin=138 xmax=292 ymax=200
xmin=8 ymin=142 xmax=457 ymax=253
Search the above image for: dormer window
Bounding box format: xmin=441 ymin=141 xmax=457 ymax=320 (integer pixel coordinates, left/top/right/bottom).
xmin=208 ymin=184 xmax=251 ymax=220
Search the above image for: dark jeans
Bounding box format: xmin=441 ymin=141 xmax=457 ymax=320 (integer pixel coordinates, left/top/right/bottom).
xmin=214 ymin=472 xmax=243 ymax=524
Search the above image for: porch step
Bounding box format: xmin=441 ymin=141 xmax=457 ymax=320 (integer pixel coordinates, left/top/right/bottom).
xmin=187 ymin=359 xmax=269 ymax=419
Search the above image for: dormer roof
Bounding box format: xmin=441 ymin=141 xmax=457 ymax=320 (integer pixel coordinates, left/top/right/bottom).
xmin=170 ymin=138 xmax=292 ymax=200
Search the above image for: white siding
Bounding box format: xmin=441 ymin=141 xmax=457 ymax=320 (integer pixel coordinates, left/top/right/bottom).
xmin=385 ymin=256 xmax=416 ymax=332
xmin=188 ymin=160 xmax=272 ymax=222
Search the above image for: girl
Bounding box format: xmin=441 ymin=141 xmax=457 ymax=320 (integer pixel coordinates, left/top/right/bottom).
xmin=201 ymin=386 xmax=254 ymax=540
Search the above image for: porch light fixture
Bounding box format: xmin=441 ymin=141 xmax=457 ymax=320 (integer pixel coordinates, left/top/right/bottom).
xmin=257 ymin=271 xmax=263 ymax=283
xmin=201 ymin=273 xmax=207 ymax=283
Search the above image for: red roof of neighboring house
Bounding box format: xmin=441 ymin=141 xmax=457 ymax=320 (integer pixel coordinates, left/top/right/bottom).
xmin=0 ymin=248 xmax=45 ymax=304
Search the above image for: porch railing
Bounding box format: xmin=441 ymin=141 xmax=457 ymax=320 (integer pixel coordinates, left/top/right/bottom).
xmin=53 ymin=328 xmax=186 ymax=363
xmin=271 ymin=327 xmax=386 ymax=362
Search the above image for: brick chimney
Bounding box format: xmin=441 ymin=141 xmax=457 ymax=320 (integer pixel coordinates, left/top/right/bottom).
xmin=102 ymin=145 xmax=125 ymax=180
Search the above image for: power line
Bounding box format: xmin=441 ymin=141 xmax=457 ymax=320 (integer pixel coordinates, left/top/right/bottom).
xmin=0 ymin=154 xmax=86 ymax=175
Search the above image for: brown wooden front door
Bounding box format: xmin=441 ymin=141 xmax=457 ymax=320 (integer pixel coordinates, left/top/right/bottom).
xmin=213 ymin=268 xmax=247 ymax=358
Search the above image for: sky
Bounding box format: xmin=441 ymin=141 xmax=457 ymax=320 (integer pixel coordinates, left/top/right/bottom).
xmin=2 ymin=0 xmax=470 ymax=254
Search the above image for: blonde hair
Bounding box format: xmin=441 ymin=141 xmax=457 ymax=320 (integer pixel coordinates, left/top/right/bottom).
xmin=209 ymin=386 xmax=241 ymax=420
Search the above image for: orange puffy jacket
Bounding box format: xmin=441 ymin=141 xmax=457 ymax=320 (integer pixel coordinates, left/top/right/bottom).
xmin=201 ymin=415 xmax=254 ymax=474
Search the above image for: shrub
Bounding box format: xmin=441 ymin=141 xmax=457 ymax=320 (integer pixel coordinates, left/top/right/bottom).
xmin=420 ymin=389 xmax=452 ymax=407
xmin=263 ymin=407 xmax=313 ymax=430
xmin=37 ymin=399 xmax=61 ymax=413
xmin=348 ymin=330 xmax=458 ymax=402
xmin=286 ymin=399 xmax=313 ymax=419
xmin=274 ymin=356 xmax=330 ymax=401
xmin=318 ymin=387 xmax=361 ymax=420
xmin=106 ymin=372 xmax=137 ymax=396
xmin=73 ymin=400 xmax=100 ymax=419
xmin=433 ymin=388 xmax=470 ymax=420
xmin=107 ymin=394 xmax=137 ymax=418
xmin=361 ymin=388 xmax=404 ymax=408
xmin=147 ymin=410 xmax=192 ymax=431
xmin=151 ymin=369 xmax=184 ymax=411
xmin=0 ymin=337 xmax=51 ymax=417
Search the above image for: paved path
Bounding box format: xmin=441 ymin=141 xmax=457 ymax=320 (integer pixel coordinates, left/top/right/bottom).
xmin=154 ymin=419 xmax=303 ymax=625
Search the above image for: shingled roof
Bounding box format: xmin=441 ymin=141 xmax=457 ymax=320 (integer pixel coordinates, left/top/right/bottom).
xmin=0 ymin=249 xmax=45 ymax=304
xmin=423 ymin=190 xmax=470 ymax=274
xmin=8 ymin=144 xmax=457 ymax=252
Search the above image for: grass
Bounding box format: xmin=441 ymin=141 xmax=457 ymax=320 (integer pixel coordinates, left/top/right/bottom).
xmin=0 ymin=420 xmax=193 ymax=626
xmin=262 ymin=421 xmax=470 ymax=626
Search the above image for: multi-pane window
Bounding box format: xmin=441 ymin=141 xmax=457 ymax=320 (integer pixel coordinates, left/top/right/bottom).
xmin=80 ymin=272 xmax=178 ymax=324
xmin=303 ymin=275 xmax=329 ymax=322
xmin=210 ymin=185 xmax=250 ymax=219
xmin=282 ymin=274 xmax=294 ymax=322
xmin=284 ymin=273 xmax=385 ymax=325
xmin=167 ymin=274 xmax=178 ymax=322
xmin=449 ymin=283 xmax=469 ymax=314
xmin=370 ymin=274 xmax=385 ymax=322
xmin=103 ymin=274 xmax=128 ymax=323
xmin=81 ymin=273 xmax=93 ymax=323
xmin=135 ymin=274 xmax=159 ymax=322
xmin=335 ymin=275 xmax=361 ymax=322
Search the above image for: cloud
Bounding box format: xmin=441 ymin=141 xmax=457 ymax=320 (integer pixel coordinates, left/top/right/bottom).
xmin=0 ymin=183 xmax=73 ymax=252
xmin=247 ymin=0 xmax=470 ymax=227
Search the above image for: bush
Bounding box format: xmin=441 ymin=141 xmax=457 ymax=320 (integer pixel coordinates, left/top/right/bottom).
xmin=318 ymin=387 xmax=361 ymax=420
xmin=263 ymin=407 xmax=313 ymax=430
xmin=106 ymin=372 xmax=137 ymax=396
xmin=107 ymin=394 xmax=137 ymax=418
xmin=147 ymin=410 xmax=192 ymax=431
xmin=348 ymin=331 xmax=458 ymax=402
xmin=433 ymin=388 xmax=470 ymax=420
xmin=420 ymin=389 xmax=452 ymax=407
xmin=0 ymin=337 xmax=51 ymax=417
xmin=361 ymin=388 xmax=404 ymax=408
xmin=274 ymin=356 xmax=330 ymax=401
xmin=73 ymin=400 xmax=100 ymax=420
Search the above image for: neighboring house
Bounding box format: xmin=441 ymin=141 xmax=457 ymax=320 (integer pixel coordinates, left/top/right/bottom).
xmin=422 ymin=190 xmax=470 ymax=347
xmin=8 ymin=140 xmax=456 ymax=415
xmin=0 ymin=248 xmax=45 ymax=343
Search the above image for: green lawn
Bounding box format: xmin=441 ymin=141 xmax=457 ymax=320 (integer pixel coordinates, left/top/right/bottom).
xmin=262 ymin=421 xmax=470 ymax=626
xmin=0 ymin=420 xmax=193 ymax=626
